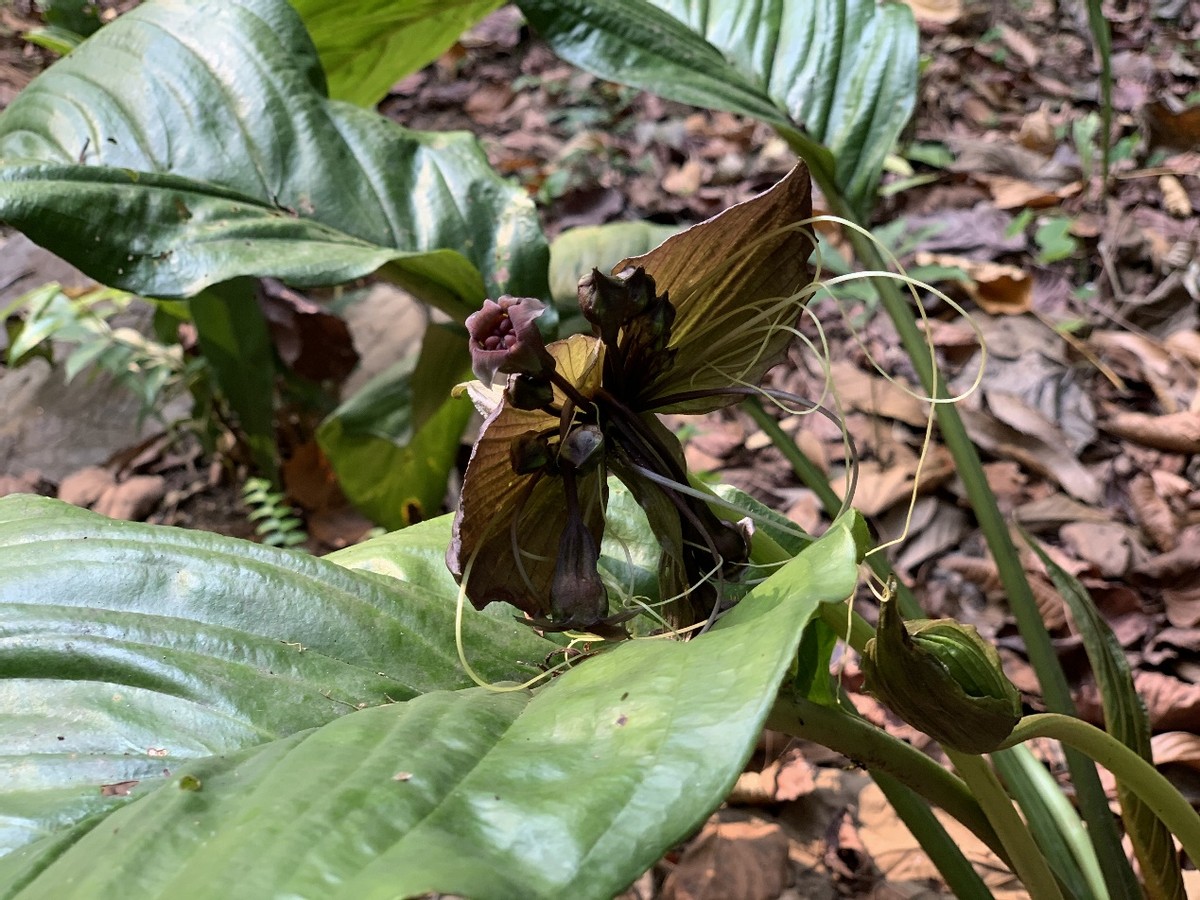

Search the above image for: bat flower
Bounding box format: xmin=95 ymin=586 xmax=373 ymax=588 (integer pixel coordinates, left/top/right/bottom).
xmin=447 ymin=164 xmax=815 ymax=637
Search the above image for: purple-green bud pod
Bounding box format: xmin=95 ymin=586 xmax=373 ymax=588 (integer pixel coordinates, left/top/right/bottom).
xmin=550 ymin=507 xmax=607 ymax=626
xmin=509 ymin=431 xmax=552 ymax=475
xmin=862 ymin=594 xmax=1021 ymax=754
xmin=505 ymin=373 xmax=555 ymax=411
xmin=578 ymin=267 xmax=656 ymax=338
xmin=560 ymin=425 xmax=604 ymax=472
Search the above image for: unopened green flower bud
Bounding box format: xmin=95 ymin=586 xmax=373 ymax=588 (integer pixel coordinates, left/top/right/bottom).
xmin=862 ymin=594 xmax=1021 ymax=754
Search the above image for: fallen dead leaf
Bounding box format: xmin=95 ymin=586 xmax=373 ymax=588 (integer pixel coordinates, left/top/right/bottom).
xmin=1017 ymin=493 xmax=1112 ymax=530
xmin=892 ymin=498 xmax=971 ymax=574
xmin=282 ymin=440 xmax=341 ymax=512
xmin=0 ymin=474 xmax=39 ymax=498
xmin=1164 ymin=328 xmax=1200 ymax=368
xmin=856 ymin=782 xmax=1024 ymax=898
xmin=464 ymin=81 xmax=515 ymax=126
xmin=1146 ymin=100 xmax=1200 ymax=152
xmin=258 ymin=279 xmax=358 ymax=384
xmin=1129 ymin=472 xmax=1179 ymax=552
xmin=960 ymin=406 xmax=1102 ymax=505
xmin=1132 ymin=671 xmax=1200 ymax=733
xmin=1163 ymin=585 xmax=1200 ymax=629
xmin=664 ymin=159 xmax=704 ymax=197
xmin=827 ymin=361 xmax=929 ymax=428
xmin=1059 ymin=521 xmax=1138 ymax=578
xmin=661 ymin=814 xmax=791 ymax=900
xmin=833 ymin=445 xmax=955 ymax=518
xmin=730 ymin=745 xmax=816 ymax=806
xmin=1159 ymin=174 xmax=1193 ymax=217
xmin=1016 ymin=104 xmax=1057 ymax=155
xmin=900 ymin=0 xmax=961 ymax=24
xmin=998 ymin=24 xmax=1039 ymax=68
xmin=913 ymin=253 xmax=1032 ymax=315
xmin=56 ymin=466 xmax=116 ymax=508
xmin=1133 ymin=526 xmax=1200 ymax=583
xmin=1078 ymin=670 xmax=1200 ymax=733
xmin=307 ymin=505 xmax=374 ymax=551
xmin=93 ymin=475 xmax=166 ymax=522
xmin=1101 ymin=409 xmax=1200 ymax=454
xmin=975 ymin=174 xmax=1081 ymax=209
xmin=982 ymin=460 xmax=1027 ymax=503
xmin=1153 ymin=731 xmax=1200 ymax=770
xmin=941 ymin=554 xmax=1068 ymax=631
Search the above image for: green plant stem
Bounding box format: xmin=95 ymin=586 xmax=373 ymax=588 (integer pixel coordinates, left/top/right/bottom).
xmin=741 ymin=397 xmax=921 ymax=618
xmin=746 ymin=513 xmax=996 ymax=890
xmin=993 ymin=746 xmax=1107 ymax=900
xmin=737 ymin=511 xmax=874 ymax=649
xmin=1083 ymin=0 xmax=1113 ymax=189
xmin=799 ymin=161 xmax=1140 ymax=898
xmin=1003 ymin=714 xmax=1200 ymax=865
xmin=768 ymin=695 xmax=1007 ymax=863
xmin=947 ymin=750 xmax=1064 ymax=900
xmin=870 ymin=771 xmax=995 ymax=900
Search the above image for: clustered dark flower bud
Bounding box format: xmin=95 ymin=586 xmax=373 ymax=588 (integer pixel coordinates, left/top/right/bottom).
xmin=578 ymin=267 xmax=676 ymax=396
xmin=510 ymin=431 xmax=553 ymax=475
xmin=465 ymin=295 xmax=555 ymax=385
xmin=505 ymin=373 xmax=555 ymax=411
xmin=579 ymin=267 xmax=656 ymax=346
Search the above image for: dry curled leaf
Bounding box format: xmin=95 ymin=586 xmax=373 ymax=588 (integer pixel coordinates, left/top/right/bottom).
xmin=914 ymin=252 xmax=1032 ymax=315
xmin=1159 ymin=174 xmax=1193 ymax=218
xmin=93 ymin=475 xmax=166 ymax=522
xmin=941 ymin=554 xmax=1067 ymax=630
xmin=1129 ymin=473 xmax=1179 ymax=553
xmin=661 ymin=815 xmax=791 ymax=900
xmin=56 ymin=466 xmax=117 ymax=508
xmin=1101 ymin=410 xmax=1200 ymax=454
xmin=1079 ymin=671 xmax=1200 ymax=733
xmin=729 ymin=746 xmax=816 ymax=805
xmin=1059 ymin=521 xmax=1138 ymax=578
xmin=900 ymin=0 xmax=962 ymax=24
xmin=1153 ymin=732 xmax=1200 ymax=770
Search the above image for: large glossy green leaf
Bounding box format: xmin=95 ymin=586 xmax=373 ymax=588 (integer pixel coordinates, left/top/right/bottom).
xmin=548 ymin=221 xmax=680 ymax=307
xmin=290 ymin=0 xmax=502 ymax=108
xmin=190 ymin=280 xmax=279 ymax=478
xmin=0 ymin=0 xmax=548 ymax=315
xmin=1025 ymin=534 xmax=1185 ymax=900
xmin=518 ymin=0 xmax=918 ymax=216
xmin=1 ymin=510 xmax=863 ymax=899
xmin=318 ymin=322 xmax=473 ymax=529
xmin=0 ymin=495 xmax=553 ymax=858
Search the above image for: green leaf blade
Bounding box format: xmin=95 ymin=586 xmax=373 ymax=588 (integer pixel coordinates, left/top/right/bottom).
xmin=0 ymin=0 xmax=548 ymax=311
xmin=290 ymin=0 xmax=502 ymax=108
xmin=1025 ymin=532 xmax=1186 ymax=900
xmin=1 ymin=503 xmax=862 ymax=898
xmin=518 ymin=0 xmax=918 ymax=214
xmin=0 ymin=495 xmax=554 ymax=859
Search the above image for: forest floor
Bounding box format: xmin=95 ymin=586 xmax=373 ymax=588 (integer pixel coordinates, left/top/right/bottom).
xmin=2 ymin=1 xmax=1199 ymax=897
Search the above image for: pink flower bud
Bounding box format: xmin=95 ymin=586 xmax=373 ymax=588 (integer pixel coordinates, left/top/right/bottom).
xmin=465 ymin=296 xmax=554 ymax=384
